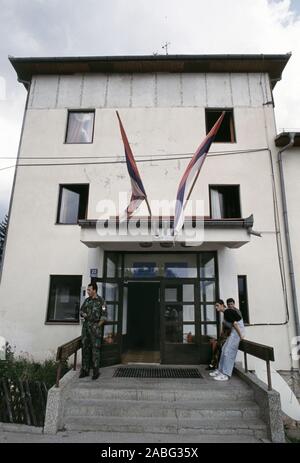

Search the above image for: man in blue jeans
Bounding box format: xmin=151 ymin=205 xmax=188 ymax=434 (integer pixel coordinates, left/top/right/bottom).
xmin=209 ymin=299 xmax=245 ymax=381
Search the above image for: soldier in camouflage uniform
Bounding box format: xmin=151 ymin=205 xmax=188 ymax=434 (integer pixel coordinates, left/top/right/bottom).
xmin=79 ymin=282 xmax=107 ymax=380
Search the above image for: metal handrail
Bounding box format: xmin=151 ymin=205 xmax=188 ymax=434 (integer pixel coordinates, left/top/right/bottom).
xmin=238 ymin=339 xmax=275 ymax=391
xmin=55 ymin=336 xmax=82 ymax=387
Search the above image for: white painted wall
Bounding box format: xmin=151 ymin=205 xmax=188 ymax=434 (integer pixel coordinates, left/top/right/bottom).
xmin=28 ymin=72 xmax=272 ymax=110
xmin=281 ymin=147 xmax=300 ymax=346
xmin=0 ymin=70 xmax=294 ymax=369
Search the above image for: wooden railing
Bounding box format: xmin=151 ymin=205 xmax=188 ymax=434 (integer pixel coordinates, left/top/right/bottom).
xmin=56 ymin=336 xmax=82 ymax=388
xmin=0 ymin=378 xmax=48 ymax=426
xmin=238 ymin=339 xmax=275 ymax=391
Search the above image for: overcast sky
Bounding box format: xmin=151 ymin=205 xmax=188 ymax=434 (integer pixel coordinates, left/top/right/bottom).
xmin=0 ymin=0 xmax=300 ymax=221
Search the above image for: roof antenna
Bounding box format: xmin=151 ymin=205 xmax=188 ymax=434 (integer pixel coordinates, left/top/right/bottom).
xmin=162 ymin=42 xmax=171 ymax=55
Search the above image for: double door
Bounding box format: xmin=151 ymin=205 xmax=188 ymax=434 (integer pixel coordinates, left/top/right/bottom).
xmin=95 ymin=278 xmax=217 ymax=366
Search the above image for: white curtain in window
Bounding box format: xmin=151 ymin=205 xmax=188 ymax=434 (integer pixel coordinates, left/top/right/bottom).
xmin=59 ymin=188 xmax=80 ymax=223
xmin=67 ymin=113 xmax=94 ymax=143
xmin=210 ymin=188 xmax=224 ymax=219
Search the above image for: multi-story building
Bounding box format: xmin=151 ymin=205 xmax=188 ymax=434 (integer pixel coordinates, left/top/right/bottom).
xmin=0 ymin=54 xmax=299 ymax=371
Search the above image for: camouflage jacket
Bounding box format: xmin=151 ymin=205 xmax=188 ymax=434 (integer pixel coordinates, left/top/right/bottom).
xmin=80 ymin=295 xmax=107 ymax=325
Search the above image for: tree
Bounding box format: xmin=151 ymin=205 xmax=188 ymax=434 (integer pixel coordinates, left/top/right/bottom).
xmin=0 ymin=214 xmax=8 ymax=265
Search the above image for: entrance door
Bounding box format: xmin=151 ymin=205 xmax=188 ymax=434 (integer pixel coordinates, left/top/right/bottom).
xmin=124 ymin=282 xmax=160 ymax=361
xmin=160 ymin=279 xmax=212 ymax=364
xmin=95 ymin=279 xmax=123 ymax=367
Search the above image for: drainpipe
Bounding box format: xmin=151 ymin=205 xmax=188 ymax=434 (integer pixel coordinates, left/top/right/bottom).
xmin=278 ymin=132 xmax=300 ymax=372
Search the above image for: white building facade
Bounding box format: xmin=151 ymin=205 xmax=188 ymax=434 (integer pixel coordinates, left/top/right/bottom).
xmin=0 ymin=54 xmax=299 ymax=370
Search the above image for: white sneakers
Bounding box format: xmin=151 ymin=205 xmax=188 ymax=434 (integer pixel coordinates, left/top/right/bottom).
xmin=208 ymin=370 xmax=229 ymax=381
xmin=213 ymin=373 xmax=229 ymax=381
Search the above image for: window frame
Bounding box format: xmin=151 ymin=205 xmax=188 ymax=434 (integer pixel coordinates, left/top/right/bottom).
xmin=238 ymin=275 xmax=250 ymax=324
xmin=65 ymin=109 xmax=95 ymax=144
xmin=45 ymin=274 xmax=82 ymax=324
xmin=205 ymin=108 xmax=236 ymax=143
xmin=56 ymin=183 xmax=89 ymax=225
xmin=209 ymin=184 xmax=242 ymax=219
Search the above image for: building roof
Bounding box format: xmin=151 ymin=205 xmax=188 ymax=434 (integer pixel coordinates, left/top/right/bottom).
xmin=9 ymin=53 xmax=291 ymax=90
xmin=275 ymin=132 xmax=300 ymax=147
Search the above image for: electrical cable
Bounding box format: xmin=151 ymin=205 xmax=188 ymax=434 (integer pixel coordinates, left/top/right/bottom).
xmin=0 ymin=147 xmax=270 ymax=172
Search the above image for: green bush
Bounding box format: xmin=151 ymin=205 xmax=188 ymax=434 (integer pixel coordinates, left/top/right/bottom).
xmin=0 ymin=343 xmax=70 ymax=390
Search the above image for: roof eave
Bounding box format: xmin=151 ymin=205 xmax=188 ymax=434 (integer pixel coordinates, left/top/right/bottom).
xmin=275 ymin=132 xmax=300 ymax=147
xmin=9 ymin=53 xmax=291 ymax=90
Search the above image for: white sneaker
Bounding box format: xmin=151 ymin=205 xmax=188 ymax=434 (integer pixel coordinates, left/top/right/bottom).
xmin=214 ymin=373 xmax=229 ymax=381
xmin=209 ymin=370 xmax=220 ymax=377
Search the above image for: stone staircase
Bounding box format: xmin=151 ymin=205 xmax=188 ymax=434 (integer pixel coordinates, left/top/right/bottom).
xmin=61 ymin=365 xmax=269 ymax=442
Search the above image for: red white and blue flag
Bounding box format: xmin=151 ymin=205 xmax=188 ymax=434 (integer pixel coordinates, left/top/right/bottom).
xmin=116 ymin=111 xmax=149 ymax=219
xmin=173 ymin=112 xmax=225 ymax=236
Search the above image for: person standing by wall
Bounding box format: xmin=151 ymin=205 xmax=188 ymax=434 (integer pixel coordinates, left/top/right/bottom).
xmin=226 ymin=297 xmax=243 ymax=319
xmin=79 ymin=282 xmax=107 ymax=380
xmin=206 ymin=299 xmax=232 ymax=371
xmin=210 ymin=298 xmax=245 ymax=381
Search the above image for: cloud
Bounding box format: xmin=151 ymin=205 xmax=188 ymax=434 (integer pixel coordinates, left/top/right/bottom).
xmin=0 ymin=0 xmax=299 ymax=213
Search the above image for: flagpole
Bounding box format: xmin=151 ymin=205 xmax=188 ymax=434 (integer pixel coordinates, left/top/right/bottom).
xmin=145 ymin=197 xmax=152 ymax=216
xmin=184 ymin=169 xmax=201 ymax=210
xmin=182 ymin=111 xmax=225 ymax=211
xmin=116 ymin=110 xmax=150 ymax=218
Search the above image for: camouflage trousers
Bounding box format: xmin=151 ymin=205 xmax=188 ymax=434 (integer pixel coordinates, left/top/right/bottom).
xmin=81 ymin=323 xmax=102 ymax=372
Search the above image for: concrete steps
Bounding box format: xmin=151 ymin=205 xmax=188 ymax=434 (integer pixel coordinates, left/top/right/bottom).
xmin=69 ymin=386 xmax=253 ymax=402
xmin=64 ymin=416 xmax=267 ymax=439
xmin=65 ymin=398 xmax=261 ymax=420
xmin=61 ymin=366 xmax=268 ymax=441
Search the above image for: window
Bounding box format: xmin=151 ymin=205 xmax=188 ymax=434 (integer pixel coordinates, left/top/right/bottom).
xmin=123 ymin=254 xmax=197 ymax=278
xmin=209 ymin=185 xmax=241 ymax=219
xmin=47 ymin=275 xmax=82 ymax=323
xmin=199 ymin=252 xmax=218 ymax=338
xmin=206 ymin=109 xmax=235 ymax=143
xmin=238 ymin=275 xmax=250 ymax=324
xmin=65 ymin=111 xmax=95 ymax=143
xmin=57 ymin=184 xmax=89 ymax=224
xmin=105 ymin=252 xmax=122 ymax=278
xmin=164 ymin=284 xmax=196 ymax=344
xmin=97 ymin=282 xmax=119 ymax=344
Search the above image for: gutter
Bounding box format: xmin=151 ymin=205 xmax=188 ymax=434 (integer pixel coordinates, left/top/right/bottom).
xmin=277 ymin=133 xmax=300 ymax=372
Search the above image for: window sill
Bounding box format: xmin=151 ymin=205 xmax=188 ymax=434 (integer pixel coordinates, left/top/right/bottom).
xmin=45 ymin=321 xmax=80 ymax=325
xmin=55 ymin=223 xmax=79 ymax=225
xmin=211 ymin=140 xmax=237 ymax=144
xmin=64 ymin=141 xmax=94 ymax=145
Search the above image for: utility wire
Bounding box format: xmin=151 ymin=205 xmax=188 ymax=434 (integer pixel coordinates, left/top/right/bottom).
xmin=0 ymin=147 xmax=269 ymax=172
xmin=0 ymin=147 xmax=268 ymax=160
xmin=0 ymin=165 xmax=16 ymax=172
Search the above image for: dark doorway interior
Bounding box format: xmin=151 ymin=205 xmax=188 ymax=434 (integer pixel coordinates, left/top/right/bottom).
xmin=126 ymin=283 xmax=160 ymax=351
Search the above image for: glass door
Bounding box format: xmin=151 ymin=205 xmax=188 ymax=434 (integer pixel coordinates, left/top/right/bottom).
xmin=160 ymin=278 xmax=216 ymax=364
xmin=160 ymin=279 xmax=202 ymax=364
xmin=95 ymin=278 xmax=123 ymax=367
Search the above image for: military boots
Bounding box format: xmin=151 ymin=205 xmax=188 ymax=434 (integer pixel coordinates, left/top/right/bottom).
xmin=92 ymin=368 xmax=100 ymax=380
